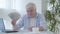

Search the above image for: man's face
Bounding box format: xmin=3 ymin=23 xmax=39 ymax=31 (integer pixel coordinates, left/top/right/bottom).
xmin=26 ymin=7 xmax=36 ymax=18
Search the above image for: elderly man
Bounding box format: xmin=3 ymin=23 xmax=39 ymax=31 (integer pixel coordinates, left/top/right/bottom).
xmin=12 ymin=3 xmax=47 ymax=31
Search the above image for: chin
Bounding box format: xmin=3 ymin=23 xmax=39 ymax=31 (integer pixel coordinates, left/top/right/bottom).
xmin=29 ymin=16 xmax=35 ymax=18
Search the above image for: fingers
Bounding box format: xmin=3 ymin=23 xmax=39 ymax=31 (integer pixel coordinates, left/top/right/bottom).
xmin=12 ymin=19 xmax=16 ymax=26
xmin=28 ymin=26 xmax=33 ymax=31
xmin=39 ymin=27 xmax=44 ymax=31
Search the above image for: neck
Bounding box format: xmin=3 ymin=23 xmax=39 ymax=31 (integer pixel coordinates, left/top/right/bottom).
xmin=30 ymin=13 xmax=37 ymax=18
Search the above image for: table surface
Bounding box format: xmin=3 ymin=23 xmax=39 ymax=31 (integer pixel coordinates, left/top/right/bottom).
xmin=0 ymin=31 xmax=54 ymax=34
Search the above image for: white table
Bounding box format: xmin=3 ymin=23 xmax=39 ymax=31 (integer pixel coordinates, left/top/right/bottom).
xmin=0 ymin=31 xmax=54 ymax=34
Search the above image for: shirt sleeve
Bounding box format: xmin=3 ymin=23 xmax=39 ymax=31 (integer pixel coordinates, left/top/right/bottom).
xmin=16 ymin=17 xmax=24 ymax=29
xmin=40 ymin=14 xmax=48 ymax=30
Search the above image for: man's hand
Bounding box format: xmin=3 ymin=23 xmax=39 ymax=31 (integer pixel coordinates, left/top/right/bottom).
xmin=28 ymin=26 xmax=33 ymax=31
xmin=12 ymin=19 xmax=16 ymax=26
xmin=39 ymin=26 xmax=44 ymax=31
xmin=12 ymin=19 xmax=18 ymax=31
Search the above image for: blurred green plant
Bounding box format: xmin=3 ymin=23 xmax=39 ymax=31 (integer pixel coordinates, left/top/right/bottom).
xmin=45 ymin=0 xmax=60 ymax=33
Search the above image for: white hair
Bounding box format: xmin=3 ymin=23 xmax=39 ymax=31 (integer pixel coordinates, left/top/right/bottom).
xmin=26 ymin=3 xmax=36 ymax=9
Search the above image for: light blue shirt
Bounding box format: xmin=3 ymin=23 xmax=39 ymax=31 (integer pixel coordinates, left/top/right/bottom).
xmin=16 ymin=13 xmax=47 ymax=31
